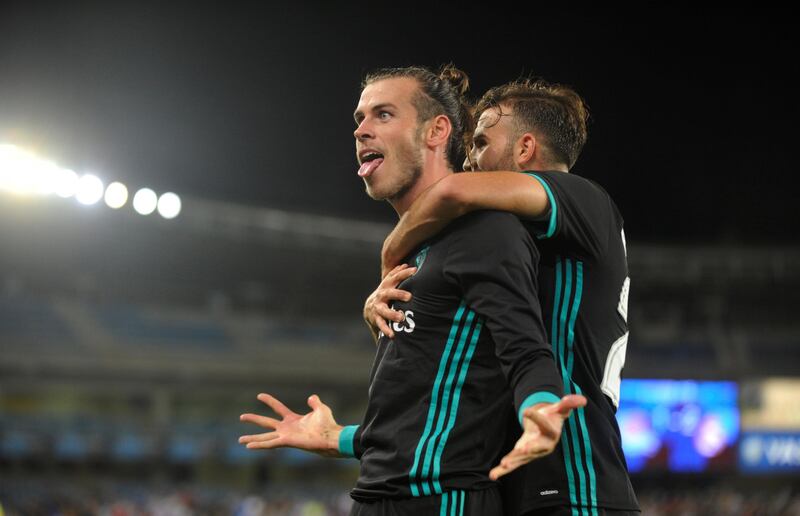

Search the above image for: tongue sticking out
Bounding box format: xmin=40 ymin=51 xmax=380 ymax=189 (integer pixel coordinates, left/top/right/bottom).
xmin=358 ymin=158 xmax=384 ymax=178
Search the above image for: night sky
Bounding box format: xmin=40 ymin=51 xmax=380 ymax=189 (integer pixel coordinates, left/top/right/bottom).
xmin=1 ymin=4 xmax=795 ymax=243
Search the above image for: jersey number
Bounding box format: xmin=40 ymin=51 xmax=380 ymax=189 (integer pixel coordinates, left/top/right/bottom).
xmin=601 ymin=276 xmax=629 ymax=408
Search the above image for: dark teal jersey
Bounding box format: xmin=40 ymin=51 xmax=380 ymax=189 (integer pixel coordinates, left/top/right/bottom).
xmin=502 ymin=171 xmax=639 ymax=514
xmin=341 ymin=211 xmax=563 ymax=502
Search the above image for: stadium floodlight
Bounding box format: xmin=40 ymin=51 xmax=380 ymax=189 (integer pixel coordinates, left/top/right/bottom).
xmin=0 ymin=144 xmax=29 ymax=192
xmin=75 ymin=174 xmax=104 ymax=205
xmin=133 ymin=188 xmax=158 ymax=215
xmin=0 ymin=144 xmax=58 ymax=195
xmin=104 ymin=182 xmax=129 ymax=209
xmin=54 ymin=168 xmax=80 ymax=198
xmin=157 ymin=192 xmax=181 ymax=219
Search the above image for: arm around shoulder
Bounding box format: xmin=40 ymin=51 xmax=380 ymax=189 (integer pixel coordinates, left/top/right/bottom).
xmin=439 ymin=172 xmax=550 ymax=220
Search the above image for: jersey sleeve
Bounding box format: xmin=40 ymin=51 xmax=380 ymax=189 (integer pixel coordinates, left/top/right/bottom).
xmin=523 ymin=171 xmax=616 ymax=261
xmin=442 ymin=211 xmax=563 ymax=425
xmin=338 ymin=424 xmax=364 ymax=459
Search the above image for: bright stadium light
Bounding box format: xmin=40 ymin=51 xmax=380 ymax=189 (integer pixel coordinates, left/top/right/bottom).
xmin=133 ymin=188 xmax=158 ymax=215
xmin=75 ymin=174 xmax=104 ymax=205
xmin=104 ymin=182 xmax=129 ymax=209
xmin=0 ymin=144 xmax=28 ymax=192
xmin=157 ymin=192 xmax=181 ymax=219
xmin=53 ymin=168 xmax=80 ymax=198
xmin=0 ymin=144 xmax=53 ymax=195
xmin=1 ymin=143 xmax=183 ymax=216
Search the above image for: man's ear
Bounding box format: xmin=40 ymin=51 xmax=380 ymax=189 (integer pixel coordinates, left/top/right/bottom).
xmin=516 ymin=132 xmax=537 ymax=167
xmin=426 ymin=114 xmax=452 ymax=149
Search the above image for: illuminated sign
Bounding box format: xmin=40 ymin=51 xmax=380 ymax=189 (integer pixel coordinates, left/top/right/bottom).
xmin=739 ymin=432 xmax=800 ymax=473
xmin=616 ymin=379 xmax=739 ymax=473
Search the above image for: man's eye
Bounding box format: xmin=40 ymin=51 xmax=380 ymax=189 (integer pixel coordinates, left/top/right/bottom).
xmin=379 ymin=111 xmax=392 ymax=120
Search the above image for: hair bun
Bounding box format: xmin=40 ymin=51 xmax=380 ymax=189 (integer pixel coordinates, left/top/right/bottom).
xmin=438 ymin=63 xmax=470 ymax=97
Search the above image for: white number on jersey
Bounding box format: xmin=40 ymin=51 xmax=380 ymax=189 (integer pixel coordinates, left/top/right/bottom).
xmin=601 ymin=276 xmax=630 ymax=407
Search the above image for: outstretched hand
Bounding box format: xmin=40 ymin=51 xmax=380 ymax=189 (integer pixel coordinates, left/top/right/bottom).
xmin=239 ymin=393 xmax=343 ymax=458
xmin=489 ymin=394 xmax=587 ymax=480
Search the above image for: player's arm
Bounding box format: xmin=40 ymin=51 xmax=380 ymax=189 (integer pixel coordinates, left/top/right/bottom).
xmin=382 ymin=172 xmax=549 ymax=277
xmin=443 ymin=212 xmax=562 ymax=412
xmin=239 ymin=392 xmax=363 ymax=459
xmin=443 ymin=213 xmax=583 ymax=477
xmin=490 ymin=394 xmax=587 ymax=480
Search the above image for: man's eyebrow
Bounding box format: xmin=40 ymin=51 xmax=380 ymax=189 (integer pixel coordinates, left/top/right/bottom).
xmin=353 ymin=103 xmax=398 ymax=122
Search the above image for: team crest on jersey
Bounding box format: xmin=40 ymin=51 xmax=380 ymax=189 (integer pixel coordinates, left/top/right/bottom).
xmin=413 ymin=245 xmax=430 ymax=270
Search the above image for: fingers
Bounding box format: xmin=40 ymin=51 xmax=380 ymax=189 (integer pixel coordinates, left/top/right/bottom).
xmin=307 ymin=394 xmax=328 ymax=411
xmin=382 ymin=266 xmax=417 ymax=288
xmin=376 ymin=316 xmax=394 ymax=339
xmin=489 ymin=449 xmax=526 ymax=480
xmin=540 ymin=394 xmax=588 ymax=419
xmin=245 ymin=438 xmax=285 ymax=450
xmin=382 ymin=288 xmax=413 ymax=304
xmin=239 ymin=413 xmax=280 ymax=429
xmin=559 ymin=394 xmax=588 ymax=413
xmin=238 ymin=431 xmax=279 ymax=444
xmin=256 ymin=393 xmax=294 ymax=418
xmin=524 ymin=408 xmax=559 ymax=440
xmin=489 ymin=441 xmax=546 ymax=480
xmin=382 ymin=262 xmax=406 ymax=280
xmin=376 ymin=302 xmax=405 ymax=323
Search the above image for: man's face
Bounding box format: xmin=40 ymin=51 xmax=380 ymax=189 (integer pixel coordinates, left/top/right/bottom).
xmin=466 ymin=104 xmax=519 ymax=172
xmin=354 ymin=77 xmax=424 ymax=202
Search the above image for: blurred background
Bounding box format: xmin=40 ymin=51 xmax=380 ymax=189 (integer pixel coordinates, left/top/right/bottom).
xmin=1 ymin=4 xmax=798 ymax=515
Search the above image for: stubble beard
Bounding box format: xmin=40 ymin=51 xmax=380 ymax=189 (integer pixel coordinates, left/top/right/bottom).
xmin=366 ymin=129 xmax=424 ymax=202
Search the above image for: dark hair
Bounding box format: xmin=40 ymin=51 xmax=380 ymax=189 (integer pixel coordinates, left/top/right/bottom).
xmin=474 ymin=79 xmax=589 ymax=169
xmin=362 ymin=64 xmax=473 ymax=170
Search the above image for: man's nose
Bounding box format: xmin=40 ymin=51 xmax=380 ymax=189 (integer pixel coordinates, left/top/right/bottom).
xmin=354 ymin=120 xmax=372 ymax=140
xmin=463 ymin=149 xmax=476 ymax=171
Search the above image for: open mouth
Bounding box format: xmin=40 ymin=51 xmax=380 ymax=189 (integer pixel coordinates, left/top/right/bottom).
xmin=358 ymin=152 xmax=385 ymax=178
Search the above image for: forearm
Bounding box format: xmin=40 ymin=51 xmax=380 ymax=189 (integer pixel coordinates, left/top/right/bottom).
xmin=382 ymin=176 xmax=468 ymax=270
xmin=383 ymin=172 xmax=549 ymax=273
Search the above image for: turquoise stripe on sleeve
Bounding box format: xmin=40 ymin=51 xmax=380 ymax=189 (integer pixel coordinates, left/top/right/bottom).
xmin=338 ymin=425 xmax=358 ymax=458
xmin=409 ymin=302 xmax=466 ymax=497
xmin=459 ymin=490 xmax=465 ymax=516
xmin=525 ymin=173 xmax=557 ymax=239
xmin=440 ymin=492 xmax=449 ymax=516
xmin=423 ymin=310 xmax=476 ymax=495
xmin=518 ymin=391 xmax=562 ymax=426
xmin=432 ymin=317 xmax=483 ymax=493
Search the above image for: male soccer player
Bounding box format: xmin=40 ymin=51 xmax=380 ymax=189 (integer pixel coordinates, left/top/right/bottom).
xmin=365 ymin=79 xmax=640 ymax=515
xmin=240 ymin=66 xmax=584 ymax=515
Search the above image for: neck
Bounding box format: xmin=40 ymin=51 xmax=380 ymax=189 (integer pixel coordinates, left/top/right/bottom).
xmin=519 ymin=158 xmax=569 ymax=173
xmin=389 ymin=154 xmax=453 ymax=217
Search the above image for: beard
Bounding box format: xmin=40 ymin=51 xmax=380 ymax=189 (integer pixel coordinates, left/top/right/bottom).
xmin=477 ymin=138 xmax=519 ymax=172
xmin=365 ymin=128 xmax=424 ymax=202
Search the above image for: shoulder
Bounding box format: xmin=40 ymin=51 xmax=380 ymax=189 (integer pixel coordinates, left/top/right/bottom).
xmin=527 ymin=170 xmax=611 ymax=200
xmin=447 ymin=210 xmax=528 ymax=240
xmin=439 ymin=210 xmax=534 ymax=260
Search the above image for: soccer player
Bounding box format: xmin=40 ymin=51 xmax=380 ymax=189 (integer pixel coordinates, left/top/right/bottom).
xmin=365 ymin=79 xmax=640 ymax=515
xmin=240 ymin=66 xmax=585 ymax=515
